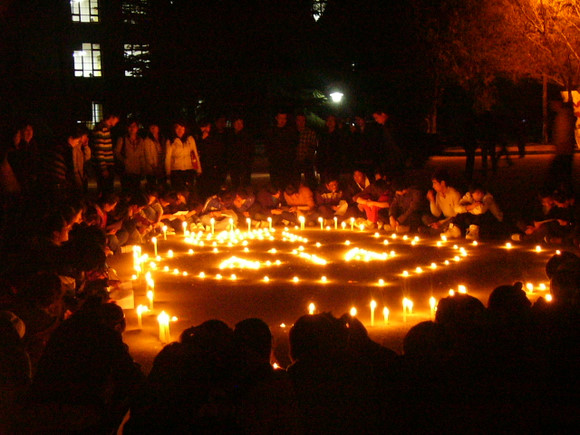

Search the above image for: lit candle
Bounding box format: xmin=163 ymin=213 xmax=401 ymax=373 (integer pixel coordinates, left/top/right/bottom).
xmin=147 ymin=290 xmax=154 ymax=309
xmin=341 ymin=221 xmax=347 ymax=230
xmin=359 ymin=224 xmax=365 ymax=232
xmin=267 ymin=217 xmax=272 ymax=231
xmin=308 ymin=303 xmax=316 ymax=315
xmin=318 ymin=217 xmax=324 ymax=230
xmin=157 ymin=311 xmax=170 ymax=343
xmin=167 ymin=249 xmax=174 ymax=258
xmin=370 ymin=300 xmax=377 ymax=326
xmin=535 ymin=245 xmax=542 ymax=253
xmin=182 ymin=221 xmax=187 ymax=237
xmin=210 ymin=217 xmax=215 ymax=234
xmin=458 ymin=285 xmax=467 ymax=294
xmin=320 ymin=276 xmax=327 ymax=283
xmin=263 ymin=276 xmax=270 ymax=283
xmin=429 ymin=296 xmax=436 ymax=319
xmin=152 ymin=237 xmax=158 ymax=256
xmin=378 ymin=279 xmax=385 ymax=286
xmin=350 ymin=306 xmax=357 ymax=317
xmin=246 ymin=218 xmax=251 ymax=232
xmin=162 ymin=225 xmax=167 ymax=240
xmin=334 ymin=216 xmax=338 ymax=230
xmin=350 ymin=217 xmax=355 ymax=231
xmin=136 ymin=304 xmax=148 ymax=329
xmin=229 ymin=218 xmax=234 ymax=231
xmin=383 ymin=307 xmax=389 ymax=325
xmin=545 ymin=294 xmax=553 ymax=302
xmin=298 ymin=215 xmax=305 ymax=230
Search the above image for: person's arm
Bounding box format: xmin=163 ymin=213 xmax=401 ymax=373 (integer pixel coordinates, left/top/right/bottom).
xmin=165 ymin=140 xmax=172 ymax=176
xmin=427 ymin=190 xmax=442 ymax=217
xmin=484 ymin=194 xmax=503 ymax=221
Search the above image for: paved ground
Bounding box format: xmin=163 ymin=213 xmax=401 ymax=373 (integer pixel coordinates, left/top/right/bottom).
xmin=111 ymin=152 xmax=580 ymax=373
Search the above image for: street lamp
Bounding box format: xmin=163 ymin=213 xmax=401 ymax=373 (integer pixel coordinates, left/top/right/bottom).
xmin=330 ymin=91 xmax=344 ymax=103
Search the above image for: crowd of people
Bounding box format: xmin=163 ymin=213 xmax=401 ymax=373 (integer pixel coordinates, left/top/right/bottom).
xmin=0 ymin=111 xmax=578 ymax=432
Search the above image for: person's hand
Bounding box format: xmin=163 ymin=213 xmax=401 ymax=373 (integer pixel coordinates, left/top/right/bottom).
xmin=426 ymin=189 xmax=435 ymax=203
xmin=430 ymin=221 xmax=441 ymax=229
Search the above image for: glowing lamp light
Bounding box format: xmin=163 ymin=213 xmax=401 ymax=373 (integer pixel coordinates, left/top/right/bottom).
xmin=308 ymin=303 xmax=316 ymax=315
xmin=444 ymin=260 xmax=450 ymax=265
xmin=173 ymin=268 xmax=179 ymax=275
xmin=374 ymin=232 xmax=380 ymax=238
xmin=556 ymin=250 xmax=561 ymax=255
xmin=472 ymin=240 xmax=478 ymax=246
xmin=350 ymin=306 xmax=357 ymax=317
xmin=441 ymin=235 xmax=447 ymax=242
xmin=163 ymin=266 xmax=169 ymax=272
xmin=182 ymin=271 xmax=188 ymax=277
xmin=329 ymin=91 xmax=344 ymax=103
xmin=280 ymin=323 xmax=286 ymax=328
xmin=436 ymin=241 xmax=442 ymax=247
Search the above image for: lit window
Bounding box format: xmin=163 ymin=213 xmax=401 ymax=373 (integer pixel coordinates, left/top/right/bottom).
xmin=122 ymin=0 xmax=149 ymax=24
xmin=70 ymin=0 xmax=99 ymax=23
xmin=124 ymin=44 xmax=151 ymax=77
xmin=92 ymin=102 xmax=103 ymax=126
xmin=73 ymin=43 xmax=102 ymax=78
xmin=312 ymin=0 xmax=327 ymax=22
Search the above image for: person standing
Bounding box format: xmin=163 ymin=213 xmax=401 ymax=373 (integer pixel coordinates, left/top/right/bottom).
xmin=317 ymin=115 xmax=344 ymax=181
xmin=229 ymin=116 xmax=254 ymax=188
xmin=295 ymin=113 xmax=318 ymax=189
xmin=265 ymin=110 xmax=298 ymax=188
xmin=197 ymin=119 xmax=227 ymax=198
xmin=143 ymin=122 xmax=165 ymax=186
xmin=91 ymin=113 xmax=120 ymax=195
xmin=115 ymin=119 xmax=146 ymax=194
xmin=165 ymin=120 xmax=202 ymax=192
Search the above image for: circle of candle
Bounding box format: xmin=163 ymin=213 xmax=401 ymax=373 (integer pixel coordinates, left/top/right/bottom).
xmin=350 ymin=306 xmax=357 ymax=317
xmin=308 ymin=303 xmax=316 ymax=315
xmin=370 ymin=300 xmax=377 ymax=326
xmin=156 ymin=255 xmax=161 ymax=261
xmin=280 ymin=323 xmax=286 ymax=328
xmin=402 ymin=270 xmax=409 ymax=277
xmin=374 ymin=232 xmax=380 ymax=238
xmin=162 ymin=225 xmax=168 ymax=240
xmin=556 ymin=250 xmax=561 ymax=255
xmin=136 ymin=304 xmax=148 ymax=329
xmin=210 ymin=218 xmax=215 ymax=234
xmin=383 ymin=307 xmax=389 ymax=324
xmin=506 ymin=242 xmax=512 ymax=249
xmin=441 ymin=235 xmax=447 ymax=242
xmin=131 ymin=274 xmax=137 ymax=280
xmin=316 ymin=242 xmax=321 ymax=248
xmin=157 ymin=311 xmax=170 ymax=343
xmin=403 ymin=235 xmax=408 ymax=241
xmin=444 ymin=260 xmax=450 ymax=265
xmin=173 ymin=268 xmax=179 ymax=275
xmin=359 ymin=224 xmax=365 ymax=232
xmin=453 ymin=256 xmax=460 ymax=262
xmin=163 ymin=266 xmax=169 ymax=272
xmin=147 ymin=290 xmax=154 ymax=309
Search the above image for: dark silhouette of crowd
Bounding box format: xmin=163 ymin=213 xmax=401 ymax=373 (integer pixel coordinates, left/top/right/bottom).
xmin=0 ymin=111 xmax=579 ymax=433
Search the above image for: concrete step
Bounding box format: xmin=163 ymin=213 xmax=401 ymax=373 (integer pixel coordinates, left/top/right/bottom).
xmin=440 ymin=143 xmax=579 ymax=156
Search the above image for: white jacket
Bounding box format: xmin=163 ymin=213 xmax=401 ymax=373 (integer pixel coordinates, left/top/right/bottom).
xmin=165 ymin=136 xmax=202 ymax=175
xmin=455 ymin=192 xmax=503 ymax=222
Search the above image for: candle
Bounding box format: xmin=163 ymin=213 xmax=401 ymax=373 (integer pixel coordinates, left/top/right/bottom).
xmin=402 ymin=297 xmax=413 ymax=322
xmin=308 ymin=303 xmax=316 ymax=315
xmin=157 ymin=311 xmax=170 ymax=343
xmin=229 ymin=218 xmax=234 ymax=231
xmin=162 ymin=225 xmax=167 ymax=240
xmin=457 ymin=285 xmax=467 ymax=294
xmin=429 ymin=297 xmax=436 ymax=319
xmin=299 ymin=215 xmax=305 ymax=230
xmin=341 ymin=221 xmax=347 ymax=230
xmin=147 ymin=290 xmax=154 ymax=309
xmin=383 ymin=307 xmax=389 ymax=325
xmin=370 ymin=300 xmax=377 ymax=326
xmin=350 ymin=306 xmax=357 ymax=317
xmin=535 ymin=245 xmax=542 ymax=253
xmin=545 ymin=294 xmax=553 ymax=302
xmin=318 ymin=217 xmax=324 ymax=230
xmin=267 ymin=217 xmax=272 ymax=231
xmin=246 ymin=217 xmax=251 ymax=232
xmin=320 ymin=276 xmax=327 ymax=283
xmin=350 ymin=217 xmax=355 ymax=231
xmin=182 ymin=221 xmax=187 ymax=236
xmin=334 ymin=216 xmax=338 ymax=230
xmin=136 ymin=304 xmax=148 ymax=329
xmin=210 ymin=218 xmax=215 ymax=234
xmin=152 ymin=237 xmax=158 ymax=256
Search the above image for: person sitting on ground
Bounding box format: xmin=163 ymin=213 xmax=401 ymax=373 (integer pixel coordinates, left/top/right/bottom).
xmin=232 ymin=187 xmax=256 ymax=224
xmin=353 ymin=178 xmax=392 ymax=229
xmin=251 ymin=184 xmax=294 ymax=227
xmin=315 ymin=175 xmax=348 ymax=224
xmin=422 ymin=168 xmax=461 ymax=236
xmin=444 ymin=182 xmax=504 ymax=240
xmin=386 ymin=177 xmax=426 ymax=233
xmin=512 ymin=188 xmax=564 ymax=242
xmin=282 ymin=182 xmax=317 ymax=226
xmin=199 ymin=191 xmax=238 ymax=232
xmin=344 ymin=169 xmax=370 ymax=220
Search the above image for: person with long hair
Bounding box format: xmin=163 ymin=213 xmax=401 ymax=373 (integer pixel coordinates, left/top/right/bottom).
xmin=165 ymin=120 xmax=202 ymax=192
